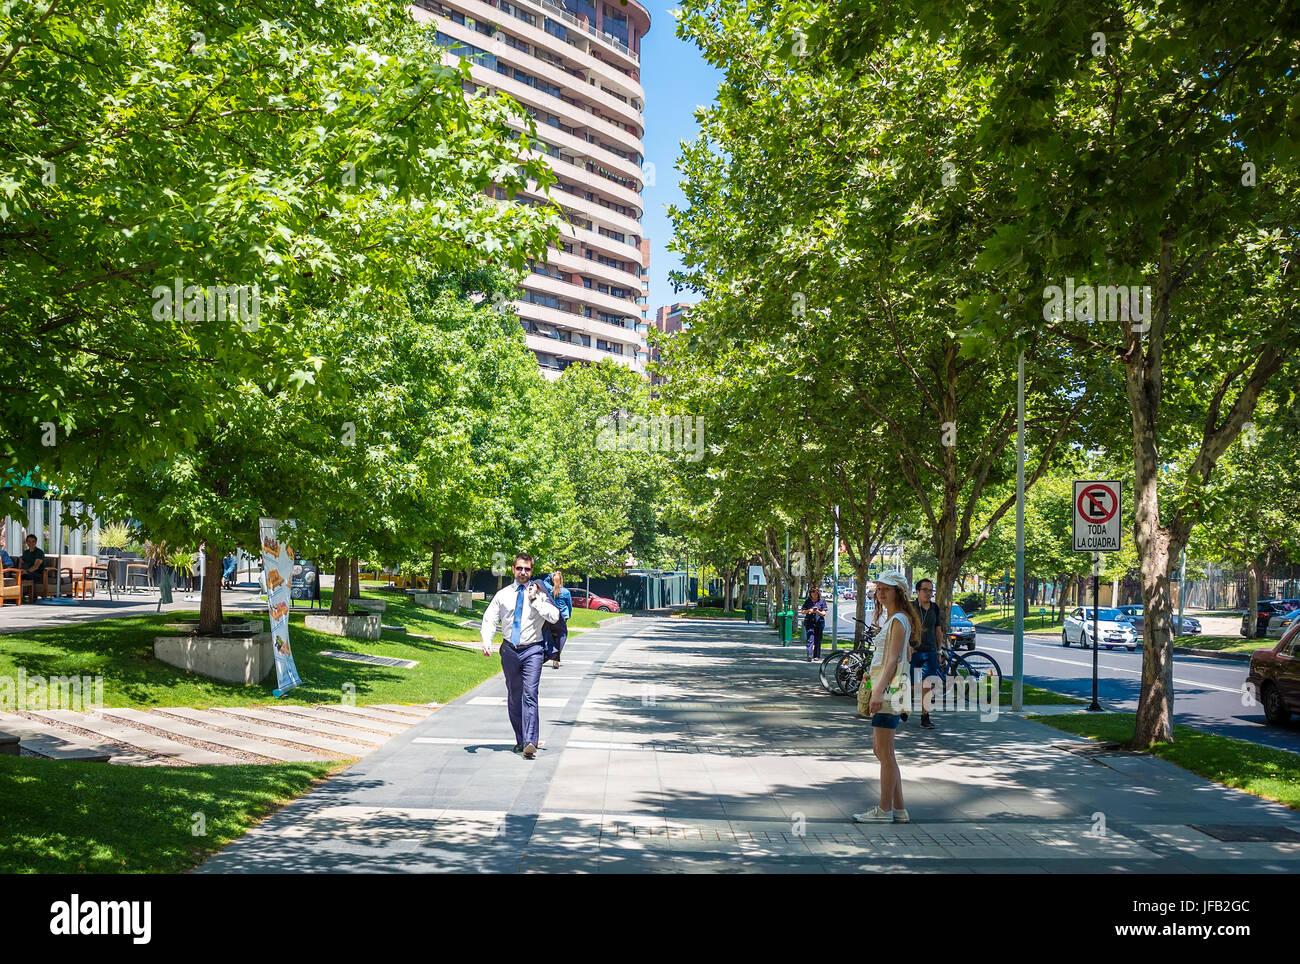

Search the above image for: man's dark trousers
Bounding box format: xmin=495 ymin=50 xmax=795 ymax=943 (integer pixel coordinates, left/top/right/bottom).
xmin=501 ymin=642 xmax=544 ymax=746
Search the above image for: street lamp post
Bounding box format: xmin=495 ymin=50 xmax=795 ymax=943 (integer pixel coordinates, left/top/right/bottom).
xmin=832 ymin=505 xmax=840 ymax=652
xmin=1013 ymin=350 xmax=1025 ymax=713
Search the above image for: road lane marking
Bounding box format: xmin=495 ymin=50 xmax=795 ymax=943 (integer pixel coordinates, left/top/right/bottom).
xmin=976 ymin=644 xmax=1244 ymax=693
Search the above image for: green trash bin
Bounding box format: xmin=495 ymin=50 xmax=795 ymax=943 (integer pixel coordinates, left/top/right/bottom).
xmin=744 ymin=600 xmax=755 ymax=622
xmin=781 ymin=610 xmax=794 ymax=646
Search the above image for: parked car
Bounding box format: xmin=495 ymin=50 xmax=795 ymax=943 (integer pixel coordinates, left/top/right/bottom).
xmin=1267 ymin=607 xmax=1300 ymax=639
xmin=1246 ymin=620 xmax=1300 ymax=724
xmin=948 ymin=604 xmax=976 ymax=650
xmin=1114 ymin=605 xmax=1201 ymax=637
xmin=568 ymin=587 xmax=620 ymax=612
xmin=1062 ymin=607 xmax=1138 ymax=651
xmin=1241 ymin=599 xmax=1300 ymax=638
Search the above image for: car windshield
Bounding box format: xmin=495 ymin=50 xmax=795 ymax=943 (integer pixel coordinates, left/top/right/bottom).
xmin=950 ymin=605 xmax=968 ymax=620
xmin=1282 ymin=600 xmax=1300 ymax=611
xmin=1085 ymin=608 xmax=1125 ymax=621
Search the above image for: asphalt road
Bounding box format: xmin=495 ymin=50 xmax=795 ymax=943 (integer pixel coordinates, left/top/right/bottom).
xmin=822 ymin=605 xmax=1300 ymax=755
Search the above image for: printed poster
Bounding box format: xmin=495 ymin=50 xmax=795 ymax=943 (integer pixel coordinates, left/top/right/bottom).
xmin=258 ymin=517 xmax=303 ymax=695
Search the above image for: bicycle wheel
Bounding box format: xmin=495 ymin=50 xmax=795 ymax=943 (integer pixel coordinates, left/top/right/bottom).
xmin=819 ymin=651 xmax=844 ymax=692
xmin=961 ymin=650 xmax=1003 ymax=685
xmin=834 ymin=651 xmax=867 ymax=696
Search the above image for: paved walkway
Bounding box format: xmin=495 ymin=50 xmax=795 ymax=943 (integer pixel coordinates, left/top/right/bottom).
xmin=198 ymin=615 xmax=1300 ymax=873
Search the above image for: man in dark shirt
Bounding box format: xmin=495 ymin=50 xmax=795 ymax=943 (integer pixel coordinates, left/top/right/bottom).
xmin=911 ymin=578 xmax=947 ymax=729
xmin=19 ymin=535 xmax=45 ymax=600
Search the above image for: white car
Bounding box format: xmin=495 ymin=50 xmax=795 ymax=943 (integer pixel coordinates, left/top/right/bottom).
xmin=1062 ymin=607 xmax=1138 ymax=651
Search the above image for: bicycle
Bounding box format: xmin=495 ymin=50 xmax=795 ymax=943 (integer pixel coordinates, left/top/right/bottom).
xmin=925 ymin=643 xmax=1003 ymax=708
xmin=820 ymin=617 xmax=877 ymax=696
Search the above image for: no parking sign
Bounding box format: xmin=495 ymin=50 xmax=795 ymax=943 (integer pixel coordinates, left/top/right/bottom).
xmin=1073 ymin=480 xmax=1122 ymax=552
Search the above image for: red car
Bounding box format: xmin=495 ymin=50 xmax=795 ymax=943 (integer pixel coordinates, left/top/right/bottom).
xmin=568 ymin=587 xmax=620 ymax=612
xmin=1247 ymin=621 xmax=1300 ymax=724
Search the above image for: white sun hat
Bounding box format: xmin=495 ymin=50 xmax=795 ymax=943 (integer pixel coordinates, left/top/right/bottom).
xmin=873 ymin=570 xmax=911 ymax=596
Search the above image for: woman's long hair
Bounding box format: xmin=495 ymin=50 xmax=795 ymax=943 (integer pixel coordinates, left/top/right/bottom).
xmin=873 ymin=584 xmax=921 ymax=645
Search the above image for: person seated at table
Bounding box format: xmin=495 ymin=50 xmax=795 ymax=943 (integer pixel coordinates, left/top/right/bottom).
xmin=19 ymin=535 xmax=45 ymax=599
xmin=221 ymin=552 xmax=237 ymax=590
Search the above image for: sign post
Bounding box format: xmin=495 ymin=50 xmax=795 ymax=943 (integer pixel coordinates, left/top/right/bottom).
xmin=1074 ymin=480 xmax=1122 ymax=712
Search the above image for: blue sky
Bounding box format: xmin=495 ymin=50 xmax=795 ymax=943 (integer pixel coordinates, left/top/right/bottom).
xmin=637 ymin=3 xmax=721 ymax=314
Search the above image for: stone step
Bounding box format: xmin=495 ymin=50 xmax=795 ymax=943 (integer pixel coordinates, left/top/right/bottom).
xmin=0 ymin=714 xmax=119 ymax=762
xmin=271 ymin=705 xmax=406 ymax=734
xmin=164 ymin=708 xmax=367 ymax=757
xmin=30 ymin=710 xmax=242 ymax=766
xmin=315 ymin=704 xmax=422 ymax=726
xmin=369 ymin=703 xmax=437 ymax=718
xmin=0 ymin=730 xmax=19 ymax=755
xmin=213 ymin=707 xmax=385 ymax=745
xmin=102 ymin=709 xmax=331 ymax=763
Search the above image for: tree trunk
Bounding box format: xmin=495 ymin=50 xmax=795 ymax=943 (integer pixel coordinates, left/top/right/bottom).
xmin=1245 ymin=556 xmax=1262 ymax=637
xmin=723 ymin=572 xmax=734 ymax=611
xmin=197 ymin=550 xmax=224 ymax=636
xmin=330 ymin=555 xmax=351 ymax=616
xmin=350 ymin=557 xmax=361 ymax=598
xmin=429 ymin=543 xmax=442 ymax=591
xmin=854 ymin=561 xmax=869 ymax=642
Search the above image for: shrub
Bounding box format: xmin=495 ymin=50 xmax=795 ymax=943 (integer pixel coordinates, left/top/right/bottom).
xmin=697 ymin=595 xmax=725 ymax=608
xmin=955 ymin=591 xmax=987 ymax=614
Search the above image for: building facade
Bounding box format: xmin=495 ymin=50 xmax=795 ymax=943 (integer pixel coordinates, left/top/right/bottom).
xmin=650 ymin=301 xmax=692 ymax=384
xmin=412 ymin=0 xmax=652 ymax=380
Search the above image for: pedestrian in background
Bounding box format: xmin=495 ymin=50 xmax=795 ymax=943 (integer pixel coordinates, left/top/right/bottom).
xmin=545 ymin=570 xmax=572 ymax=668
xmin=911 ymin=578 xmax=946 ymax=730
xmin=480 ymin=552 xmax=559 ymax=759
xmin=854 ymin=570 xmax=919 ymax=824
xmin=800 ymin=586 xmax=827 ymax=661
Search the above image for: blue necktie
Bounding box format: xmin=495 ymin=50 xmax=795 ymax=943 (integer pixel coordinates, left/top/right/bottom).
xmin=511 ymin=584 xmax=525 ymax=646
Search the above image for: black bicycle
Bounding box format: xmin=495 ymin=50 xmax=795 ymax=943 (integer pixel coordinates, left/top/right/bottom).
xmin=819 ymin=617 xmax=877 ymax=696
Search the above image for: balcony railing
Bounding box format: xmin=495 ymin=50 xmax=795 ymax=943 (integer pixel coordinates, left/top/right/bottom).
xmin=534 ymin=0 xmax=638 ymax=62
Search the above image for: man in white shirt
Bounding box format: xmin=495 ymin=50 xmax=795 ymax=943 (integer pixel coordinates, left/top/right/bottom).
xmin=480 ymin=552 xmax=559 ymax=758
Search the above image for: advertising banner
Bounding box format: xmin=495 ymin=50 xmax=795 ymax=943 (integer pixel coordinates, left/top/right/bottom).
xmin=258 ymin=517 xmax=303 ymax=696
xmin=291 ymin=557 xmax=321 ymax=605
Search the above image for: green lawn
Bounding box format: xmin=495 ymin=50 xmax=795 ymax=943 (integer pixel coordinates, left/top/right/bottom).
xmin=1179 ymin=634 xmax=1269 ymax=655
xmin=1029 ymin=712 xmax=1300 ymax=810
xmin=0 ymin=755 xmax=340 ymax=873
xmin=970 ymin=610 xmax=1064 ymax=633
xmin=1000 ymin=680 xmax=1086 ymax=705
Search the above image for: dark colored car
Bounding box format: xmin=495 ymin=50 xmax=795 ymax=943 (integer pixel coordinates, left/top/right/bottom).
xmin=1115 ymin=605 xmax=1201 ymax=637
xmin=1247 ymin=621 xmax=1300 ymax=724
xmin=948 ymin=604 xmax=976 ymax=650
xmin=568 ymin=587 xmax=620 ymax=613
xmin=1241 ymin=599 xmax=1300 ymax=638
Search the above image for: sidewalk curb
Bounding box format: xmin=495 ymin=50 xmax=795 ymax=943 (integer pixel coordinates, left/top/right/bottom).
xmin=1174 ymin=645 xmax=1252 ymax=663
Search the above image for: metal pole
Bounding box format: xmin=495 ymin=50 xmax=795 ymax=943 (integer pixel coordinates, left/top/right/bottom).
xmin=1177 ymin=545 xmax=1187 ymax=637
xmin=1089 ymin=551 xmax=1102 ymax=711
xmin=1013 ymin=351 xmax=1025 ymax=711
xmin=832 ymin=505 xmax=840 ymax=652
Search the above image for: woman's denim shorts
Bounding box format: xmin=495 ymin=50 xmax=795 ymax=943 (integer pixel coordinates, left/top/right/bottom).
xmin=871 ymin=712 xmax=902 ymax=729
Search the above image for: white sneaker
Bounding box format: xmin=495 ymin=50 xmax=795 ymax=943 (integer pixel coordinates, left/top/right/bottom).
xmin=893 ymin=809 xmax=910 ymax=823
xmin=852 ymin=806 xmax=895 ymax=823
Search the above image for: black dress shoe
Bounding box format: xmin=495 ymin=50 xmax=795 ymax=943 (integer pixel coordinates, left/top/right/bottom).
xmin=523 ymin=743 xmax=537 ymax=759
xmin=512 ymin=743 xmax=524 ymax=753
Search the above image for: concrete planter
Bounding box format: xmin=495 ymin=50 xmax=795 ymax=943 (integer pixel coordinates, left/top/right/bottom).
xmin=304 ymin=612 xmax=382 ymax=639
xmin=411 ymin=592 xmax=462 ymax=612
xmin=162 ymin=618 xmax=265 ymax=635
xmin=154 ymin=633 xmax=274 ymax=685
xmin=348 ymin=598 xmax=387 ymax=613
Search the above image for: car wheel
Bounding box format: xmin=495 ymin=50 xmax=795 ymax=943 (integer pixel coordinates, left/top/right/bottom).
xmin=597 ymin=606 xmax=611 ymax=612
xmin=1262 ymin=683 xmax=1291 ymax=725
xmin=1061 ymin=630 xmax=1070 ymax=647
xmin=1126 ymin=645 xmax=1136 ymax=652
xmin=966 ymin=640 xmax=975 ymax=651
